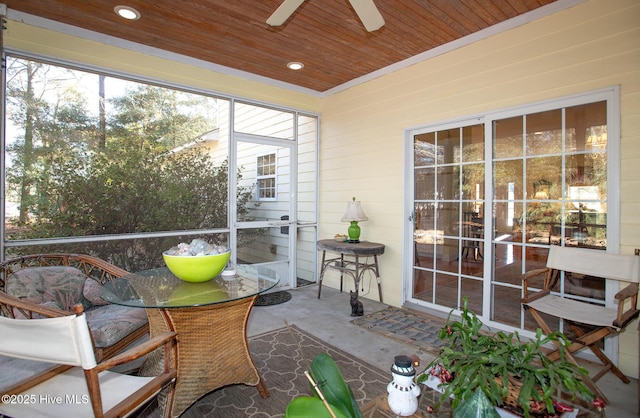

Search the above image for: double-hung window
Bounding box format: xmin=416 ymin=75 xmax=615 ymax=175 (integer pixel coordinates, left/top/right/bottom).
xmin=256 ymin=153 xmax=277 ymax=201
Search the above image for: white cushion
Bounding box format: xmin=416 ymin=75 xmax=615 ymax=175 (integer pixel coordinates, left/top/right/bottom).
xmin=0 ymin=367 xmax=156 ymax=418
xmin=526 ymin=295 xmax=618 ymax=329
xmin=547 ymin=246 xmax=640 ymax=283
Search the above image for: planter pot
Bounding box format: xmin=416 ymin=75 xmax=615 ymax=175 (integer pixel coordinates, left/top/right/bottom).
xmin=496 ymin=376 xmax=548 ymax=417
xmin=419 ymin=371 xmax=580 ymax=418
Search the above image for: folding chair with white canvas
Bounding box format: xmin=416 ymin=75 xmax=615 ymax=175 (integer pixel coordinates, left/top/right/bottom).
xmin=0 ymin=292 xmax=177 ymax=418
xmin=520 ymin=245 xmax=639 ymax=403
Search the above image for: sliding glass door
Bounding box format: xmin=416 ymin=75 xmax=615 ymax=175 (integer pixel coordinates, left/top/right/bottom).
xmin=406 ymin=88 xmax=618 ymax=336
xmin=411 ymin=120 xmax=487 ymax=315
xmin=491 ymin=100 xmax=610 ymax=330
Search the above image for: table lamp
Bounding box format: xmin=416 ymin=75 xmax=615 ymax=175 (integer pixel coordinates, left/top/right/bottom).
xmin=341 ymin=197 xmax=368 ymax=243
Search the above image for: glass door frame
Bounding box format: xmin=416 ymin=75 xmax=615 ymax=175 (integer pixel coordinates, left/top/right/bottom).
xmin=403 ymin=116 xmax=493 ymax=320
xmin=403 ymin=87 xmax=621 ymax=351
xmin=229 ymin=132 xmax=298 ymax=290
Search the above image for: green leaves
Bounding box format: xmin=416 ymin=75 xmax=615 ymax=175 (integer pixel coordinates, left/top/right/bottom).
xmin=309 ymin=353 xmax=363 ymax=418
xmin=420 ymin=297 xmax=595 ymax=418
xmin=285 ymin=397 xmax=351 ymax=418
xmin=286 ymin=353 xmax=363 ymax=418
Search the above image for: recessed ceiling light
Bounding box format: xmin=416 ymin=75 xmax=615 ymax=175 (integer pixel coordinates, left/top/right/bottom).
xmin=114 ymin=5 xmax=141 ymax=20
xmin=287 ymin=62 xmax=304 ymax=70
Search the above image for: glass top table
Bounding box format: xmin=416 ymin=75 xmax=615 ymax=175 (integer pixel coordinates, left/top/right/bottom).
xmin=100 ymin=264 xmax=279 ymax=308
xmin=100 ymin=264 xmax=279 ymax=418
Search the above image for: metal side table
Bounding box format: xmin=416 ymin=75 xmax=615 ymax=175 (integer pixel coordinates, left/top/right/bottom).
xmin=316 ymin=239 xmax=385 ymax=302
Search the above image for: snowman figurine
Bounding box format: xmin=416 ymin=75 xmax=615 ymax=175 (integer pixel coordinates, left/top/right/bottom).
xmin=387 ymin=355 xmax=421 ymax=416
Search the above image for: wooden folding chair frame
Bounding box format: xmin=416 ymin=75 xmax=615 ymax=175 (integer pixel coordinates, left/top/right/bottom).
xmin=520 ymin=246 xmax=639 ymax=403
xmin=0 ymin=296 xmax=177 ymax=418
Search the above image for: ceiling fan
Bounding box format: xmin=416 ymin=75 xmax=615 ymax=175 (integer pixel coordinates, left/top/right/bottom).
xmin=267 ymin=0 xmax=385 ymax=32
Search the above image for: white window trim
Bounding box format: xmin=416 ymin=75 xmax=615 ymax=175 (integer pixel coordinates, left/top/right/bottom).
xmin=256 ymin=151 xmax=278 ymax=201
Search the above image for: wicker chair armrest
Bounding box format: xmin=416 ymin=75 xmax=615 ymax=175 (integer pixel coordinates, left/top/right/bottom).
xmin=0 ymin=290 xmax=68 ymax=318
xmin=71 ymin=254 xmax=130 ymax=280
xmin=0 ymin=253 xmax=130 ymax=289
xmin=96 ymin=332 xmax=177 ymax=373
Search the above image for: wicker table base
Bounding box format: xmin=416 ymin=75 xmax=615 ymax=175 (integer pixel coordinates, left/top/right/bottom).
xmin=144 ymin=296 xmax=269 ymax=418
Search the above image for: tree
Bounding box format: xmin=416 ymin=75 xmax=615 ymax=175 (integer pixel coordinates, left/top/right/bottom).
xmin=5 ymin=60 xmax=97 ymax=224
xmin=5 ymin=57 xmax=255 ymax=271
xmin=107 ymin=84 xmax=215 ymax=152
xmin=23 ymin=145 xmax=253 ymax=271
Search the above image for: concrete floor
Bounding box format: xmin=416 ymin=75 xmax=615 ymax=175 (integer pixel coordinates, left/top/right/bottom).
xmin=248 ymin=284 xmax=638 ymax=418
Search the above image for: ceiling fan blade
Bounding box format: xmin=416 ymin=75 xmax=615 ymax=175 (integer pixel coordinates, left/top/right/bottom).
xmin=267 ymin=0 xmax=306 ymax=26
xmin=349 ymin=0 xmax=385 ymax=32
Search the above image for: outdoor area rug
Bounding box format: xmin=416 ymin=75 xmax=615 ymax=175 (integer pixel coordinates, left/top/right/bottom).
xmin=351 ymin=307 xmax=448 ymax=356
xmin=139 ymin=325 xmax=389 ymax=418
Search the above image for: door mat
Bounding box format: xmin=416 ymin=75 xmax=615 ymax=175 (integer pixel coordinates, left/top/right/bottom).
xmin=351 ymin=307 xmax=447 ymax=356
xmin=296 ymin=277 xmax=314 ymax=287
xmin=254 ymin=290 xmax=292 ymax=306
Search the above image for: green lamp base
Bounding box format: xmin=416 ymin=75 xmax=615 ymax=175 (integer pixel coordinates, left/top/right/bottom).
xmin=347 ymin=221 xmax=361 ymax=243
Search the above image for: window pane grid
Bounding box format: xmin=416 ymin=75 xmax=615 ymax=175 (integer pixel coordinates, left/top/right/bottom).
xmin=412 ymin=95 xmax=611 ymax=333
xmin=492 ymin=101 xmax=608 ymax=328
xmin=413 ymin=123 xmax=485 ymax=312
xmin=256 ymin=153 xmax=277 ymax=200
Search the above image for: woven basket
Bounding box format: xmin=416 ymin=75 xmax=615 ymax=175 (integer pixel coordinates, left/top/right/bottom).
xmin=497 ymin=376 xmax=548 ymax=417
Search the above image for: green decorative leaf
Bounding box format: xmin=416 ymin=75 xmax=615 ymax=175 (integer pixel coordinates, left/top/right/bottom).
xmin=285 ymin=397 xmax=351 ymax=418
xmin=309 ymin=353 xmax=363 ymax=418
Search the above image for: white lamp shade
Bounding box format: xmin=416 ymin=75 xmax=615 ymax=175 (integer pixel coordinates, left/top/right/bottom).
xmin=341 ymin=200 xmax=368 ymax=222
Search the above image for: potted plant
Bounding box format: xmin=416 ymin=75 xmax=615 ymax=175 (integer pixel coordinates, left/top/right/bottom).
xmin=417 ymin=298 xmax=602 ymax=417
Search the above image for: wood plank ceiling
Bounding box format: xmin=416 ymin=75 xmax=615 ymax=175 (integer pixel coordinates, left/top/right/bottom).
xmin=4 ymin=0 xmax=557 ymax=93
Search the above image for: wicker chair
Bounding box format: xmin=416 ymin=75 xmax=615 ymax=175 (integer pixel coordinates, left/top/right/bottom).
xmin=0 ymin=253 xmax=149 ymax=362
